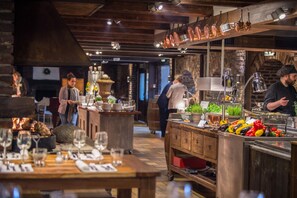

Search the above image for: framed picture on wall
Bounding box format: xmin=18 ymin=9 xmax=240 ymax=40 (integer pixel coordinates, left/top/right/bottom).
xmin=62 ymin=78 xmax=84 ymax=95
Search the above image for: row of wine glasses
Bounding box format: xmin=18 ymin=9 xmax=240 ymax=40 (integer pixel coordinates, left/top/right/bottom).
xmin=73 ymin=129 xmax=108 ymax=160
xmin=0 ymin=129 xmax=31 ymax=164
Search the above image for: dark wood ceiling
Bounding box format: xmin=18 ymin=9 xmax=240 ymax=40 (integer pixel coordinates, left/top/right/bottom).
xmin=52 ymin=0 xmax=297 ymax=64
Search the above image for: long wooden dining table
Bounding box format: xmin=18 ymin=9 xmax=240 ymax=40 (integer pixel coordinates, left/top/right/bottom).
xmin=0 ymin=154 xmax=160 ymax=198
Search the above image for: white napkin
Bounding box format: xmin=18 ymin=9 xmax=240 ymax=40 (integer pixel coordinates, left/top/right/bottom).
xmin=75 ymin=160 xmax=91 ymax=172
xmin=69 ymin=150 xmax=102 ymax=161
xmin=92 ymin=163 xmax=117 ymax=172
xmin=0 ymin=163 xmax=33 ymax=173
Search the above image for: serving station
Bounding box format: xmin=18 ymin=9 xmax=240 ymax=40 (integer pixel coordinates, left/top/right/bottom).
xmin=78 ymin=107 xmax=140 ymax=153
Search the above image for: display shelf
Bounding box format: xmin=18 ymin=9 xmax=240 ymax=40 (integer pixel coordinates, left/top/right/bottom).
xmin=170 ymin=165 xmax=216 ymax=191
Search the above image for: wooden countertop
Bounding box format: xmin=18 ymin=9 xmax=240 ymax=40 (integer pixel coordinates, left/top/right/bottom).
xmin=79 ymin=106 xmax=141 ymax=115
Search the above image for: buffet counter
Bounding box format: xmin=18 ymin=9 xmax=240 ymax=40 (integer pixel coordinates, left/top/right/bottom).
xmin=166 ymin=119 xmax=297 ymax=198
xmin=78 ymin=107 xmax=140 ymax=153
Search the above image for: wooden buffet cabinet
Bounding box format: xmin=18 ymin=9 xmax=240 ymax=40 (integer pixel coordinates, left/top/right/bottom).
xmin=78 ymin=107 xmax=140 ymax=153
xmin=167 ymin=120 xmax=218 ymax=192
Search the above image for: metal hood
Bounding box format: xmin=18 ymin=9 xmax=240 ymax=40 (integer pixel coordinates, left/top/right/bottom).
xmin=14 ymin=0 xmax=91 ymax=67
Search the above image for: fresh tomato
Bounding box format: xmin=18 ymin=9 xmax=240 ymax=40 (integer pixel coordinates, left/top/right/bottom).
xmin=270 ymin=127 xmax=277 ymax=132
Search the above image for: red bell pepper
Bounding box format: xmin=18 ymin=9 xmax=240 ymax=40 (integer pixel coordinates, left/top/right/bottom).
xmin=253 ymin=120 xmax=264 ymax=130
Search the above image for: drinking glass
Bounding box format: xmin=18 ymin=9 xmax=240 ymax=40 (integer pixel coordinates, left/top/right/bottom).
xmin=73 ymin=129 xmax=86 ymax=159
xmin=94 ymin=132 xmax=108 ymax=160
xmin=110 ymin=148 xmax=124 ymax=166
xmin=17 ymin=130 xmax=32 ymax=164
xmin=32 ymin=148 xmax=47 ymax=167
xmin=0 ymin=128 xmax=13 ymax=164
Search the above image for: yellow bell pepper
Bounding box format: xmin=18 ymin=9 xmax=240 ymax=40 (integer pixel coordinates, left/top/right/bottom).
xmin=255 ymin=129 xmax=264 ymax=137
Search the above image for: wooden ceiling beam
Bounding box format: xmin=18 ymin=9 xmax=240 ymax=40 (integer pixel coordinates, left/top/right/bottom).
xmin=76 ymin=37 xmax=154 ymax=44
xmin=69 ymin=25 xmax=155 ymax=34
xmin=52 ymin=0 xmax=105 ymax=4
xmin=99 ymin=1 xmax=213 ymax=17
xmin=74 ymin=32 xmax=154 ymax=39
xmin=63 ymin=17 xmax=170 ymax=30
xmin=91 ymin=11 xmax=189 ymax=23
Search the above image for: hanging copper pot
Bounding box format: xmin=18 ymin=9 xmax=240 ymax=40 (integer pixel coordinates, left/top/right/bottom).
xmin=173 ymin=24 xmax=181 ymax=46
xmin=235 ymin=9 xmax=245 ymax=32
xmin=169 ymin=24 xmax=175 ymax=47
xmin=211 ymin=11 xmax=222 ymax=37
xmin=245 ymin=12 xmax=252 ymax=31
xmin=162 ymin=31 xmax=170 ymax=49
xmin=187 ymin=25 xmax=195 ymax=42
xmin=194 ymin=17 xmax=202 ymax=41
xmin=204 ymin=23 xmax=210 ymax=39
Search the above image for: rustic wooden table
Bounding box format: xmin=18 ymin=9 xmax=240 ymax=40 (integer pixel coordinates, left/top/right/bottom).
xmin=0 ymin=154 xmax=160 ymax=198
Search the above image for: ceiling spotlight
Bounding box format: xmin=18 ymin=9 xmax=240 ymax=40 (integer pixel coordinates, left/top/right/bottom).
xmin=96 ymin=51 xmax=102 ymax=55
xmin=276 ymin=8 xmax=286 ymax=20
xmin=156 ymin=2 xmax=163 ymax=10
xmin=107 ymin=19 xmax=113 ymax=25
xmin=111 ymin=41 xmax=120 ymax=50
xmin=158 ymin=53 xmax=163 ymax=57
xmin=171 ymin=0 xmax=181 ymax=6
xmin=154 ymin=41 xmax=161 ymax=48
xmin=271 ymin=8 xmax=286 ymax=21
xmin=148 ymin=2 xmax=163 ymax=12
xmin=114 ymin=20 xmax=121 ymax=24
xmin=86 ymin=52 xmax=89 ymax=56
xmin=93 ymin=63 xmax=96 ymax=66
xmin=102 ymin=60 xmax=108 ymax=64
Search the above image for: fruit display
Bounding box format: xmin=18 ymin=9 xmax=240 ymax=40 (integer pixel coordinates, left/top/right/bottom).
xmin=219 ymin=119 xmax=286 ymax=137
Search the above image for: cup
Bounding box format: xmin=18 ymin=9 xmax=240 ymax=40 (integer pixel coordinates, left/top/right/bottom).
xmin=110 ymin=148 xmax=124 ymax=166
xmin=32 ymin=148 xmax=47 ymax=167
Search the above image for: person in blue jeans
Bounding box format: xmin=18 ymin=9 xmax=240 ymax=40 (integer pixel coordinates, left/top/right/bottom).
xmin=58 ymin=72 xmax=80 ymax=126
xmin=157 ymin=81 xmax=173 ymax=137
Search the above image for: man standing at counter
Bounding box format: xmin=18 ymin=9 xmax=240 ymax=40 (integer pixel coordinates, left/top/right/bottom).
xmin=263 ymin=64 xmax=297 ymax=116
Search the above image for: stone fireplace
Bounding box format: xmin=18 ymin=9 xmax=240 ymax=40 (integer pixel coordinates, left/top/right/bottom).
xmin=0 ymin=1 xmax=35 ymax=129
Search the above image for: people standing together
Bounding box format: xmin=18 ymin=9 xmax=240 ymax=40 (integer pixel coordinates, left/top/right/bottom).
xmin=157 ymin=74 xmax=187 ymax=137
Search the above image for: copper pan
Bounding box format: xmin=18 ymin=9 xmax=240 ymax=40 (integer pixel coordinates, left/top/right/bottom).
xmin=173 ymin=24 xmax=181 ymax=46
xmin=211 ymin=11 xmax=222 ymax=37
xmin=235 ymin=9 xmax=245 ymax=32
xmin=187 ymin=25 xmax=195 ymax=42
xmin=194 ymin=17 xmax=202 ymax=41
xmin=169 ymin=24 xmax=176 ymax=47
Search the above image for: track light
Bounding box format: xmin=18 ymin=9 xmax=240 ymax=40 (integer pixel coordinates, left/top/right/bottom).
xmin=276 ymin=8 xmax=286 ymax=20
xmin=114 ymin=19 xmax=121 ymax=24
xmin=171 ymin=0 xmax=181 ymax=6
xmin=111 ymin=42 xmax=120 ymax=50
xmin=107 ymin=19 xmax=113 ymax=25
xmin=271 ymin=8 xmax=286 ymax=21
xmin=148 ymin=2 xmax=163 ymax=12
xmin=154 ymin=41 xmax=161 ymax=48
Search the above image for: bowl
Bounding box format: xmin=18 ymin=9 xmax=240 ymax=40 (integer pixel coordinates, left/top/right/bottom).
xmin=123 ymin=106 xmax=134 ymax=112
xmin=112 ymin=103 xmax=122 ymax=112
xmin=102 ymin=103 xmax=112 ymax=112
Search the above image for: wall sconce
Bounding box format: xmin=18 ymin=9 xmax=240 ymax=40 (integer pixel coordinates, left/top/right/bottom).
xmin=271 ymin=8 xmax=286 ymax=21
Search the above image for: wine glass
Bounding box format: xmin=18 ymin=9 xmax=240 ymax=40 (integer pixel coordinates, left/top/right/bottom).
xmin=73 ymin=129 xmax=86 ymax=159
xmin=94 ymin=132 xmax=108 ymax=160
xmin=17 ymin=130 xmax=32 ymax=164
xmin=0 ymin=128 xmax=13 ymax=164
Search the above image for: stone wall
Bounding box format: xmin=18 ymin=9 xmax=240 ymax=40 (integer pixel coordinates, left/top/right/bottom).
xmin=174 ymin=50 xmax=246 ymax=102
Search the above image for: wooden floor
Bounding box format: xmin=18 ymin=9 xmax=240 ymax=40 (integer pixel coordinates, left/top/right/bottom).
xmin=129 ymin=125 xmax=215 ymax=198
